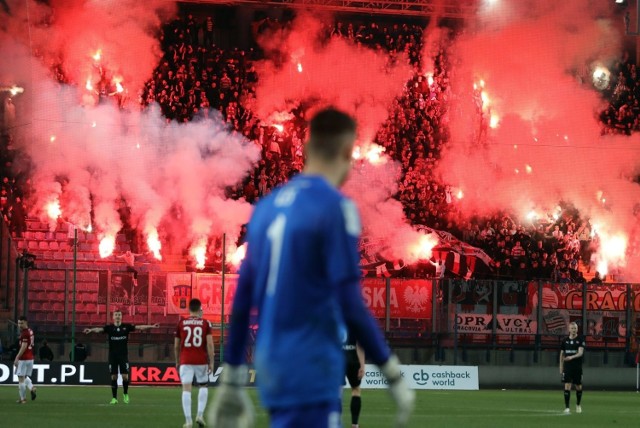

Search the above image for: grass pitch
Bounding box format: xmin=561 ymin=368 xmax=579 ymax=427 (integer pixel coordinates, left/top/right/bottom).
xmin=1 ymin=386 xmax=639 ymax=427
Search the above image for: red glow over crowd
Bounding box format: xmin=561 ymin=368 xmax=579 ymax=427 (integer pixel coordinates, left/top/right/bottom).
xmin=1 ymin=3 xmax=639 ymax=282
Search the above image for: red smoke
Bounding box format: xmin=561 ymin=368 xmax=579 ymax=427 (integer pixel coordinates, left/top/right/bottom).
xmin=0 ymin=1 xmax=259 ymax=262
xmin=437 ymin=0 xmax=638 ymax=277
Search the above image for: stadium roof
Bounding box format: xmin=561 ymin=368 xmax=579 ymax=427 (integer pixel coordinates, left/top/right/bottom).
xmin=179 ymin=0 xmax=478 ymax=18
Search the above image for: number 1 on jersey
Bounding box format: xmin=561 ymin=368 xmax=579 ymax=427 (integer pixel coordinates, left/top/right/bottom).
xmin=266 ymin=214 xmax=287 ymax=296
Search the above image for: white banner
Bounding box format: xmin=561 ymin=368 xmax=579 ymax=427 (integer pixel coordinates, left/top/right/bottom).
xmin=355 ymin=364 xmax=479 ymax=390
xmin=453 ymin=314 xmax=537 ymax=335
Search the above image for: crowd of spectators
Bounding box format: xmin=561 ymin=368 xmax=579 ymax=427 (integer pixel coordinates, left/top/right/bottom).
xmin=2 ymin=9 xmax=640 ymax=281
xmin=0 ymin=133 xmax=28 ymax=238
xmin=600 ymin=53 xmax=640 ymax=135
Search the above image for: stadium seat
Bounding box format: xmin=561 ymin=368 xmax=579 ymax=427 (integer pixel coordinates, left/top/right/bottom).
xmin=49 ymin=241 xmax=59 ymax=250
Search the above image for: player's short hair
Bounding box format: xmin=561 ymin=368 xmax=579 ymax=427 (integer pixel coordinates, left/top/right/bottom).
xmin=307 ymin=108 xmax=356 ymax=161
xmin=189 ymin=298 xmax=202 ymax=313
xmin=18 ymin=315 xmax=27 ymax=322
xmin=569 ymin=322 xmax=578 ymax=328
xmin=112 ymin=309 xmax=122 ymax=315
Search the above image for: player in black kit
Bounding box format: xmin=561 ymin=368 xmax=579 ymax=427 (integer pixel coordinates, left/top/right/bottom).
xmin=559 ymin=322 xmax=585 ymax=414
xmin=343 ymin=329 xmax=365 ymax=428
xmin=84 ymin=309 xmax=159 ymax=404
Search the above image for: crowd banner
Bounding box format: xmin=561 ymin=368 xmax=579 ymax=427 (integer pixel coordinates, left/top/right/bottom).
xmin=150 ymin=273 xmax=167 ymax=307
xmin=528 ymin=282 xmax=631 ymax=344
xmin=166 ymin=273 xmax=193 ymax=314
xmin=361 ymin=278 xmax=433 ymax=319
xmin=194 ymin=274 xmax=238 ymax=318
xmin=454 ymin=314 xmax=536 ymax=335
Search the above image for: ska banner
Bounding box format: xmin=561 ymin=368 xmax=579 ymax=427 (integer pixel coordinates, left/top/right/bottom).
xmin=361 ymin=278 xmax=433 ymax=319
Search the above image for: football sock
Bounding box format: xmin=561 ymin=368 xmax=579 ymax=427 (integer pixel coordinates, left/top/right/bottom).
xmin=197 ymin=387 xmax=208 ymax=417
xmin=564 ymin=390 xmax=570 ymax=408
xmin=19 ymin=383 xmax=26 ymax=400
xmin=111 ymin=380 xmax=118 ymax=399
xmin=182 ymin=391 xmax=192 ymax=423
xmin=25 ymin=377 xmax=33 ymax=391
xmin=351 ymin=396 xmax=362 ymax=424
xmin=576 ymin=390 xmax=582 ymax=405
xmin=123 ymin=380 xmax=129 ymax=394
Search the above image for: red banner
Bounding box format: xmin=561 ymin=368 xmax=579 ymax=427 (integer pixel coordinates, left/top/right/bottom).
xmin=166 ymin=273 xmax=237 ymax=317
xmin=194 ymin=274 xmax=238 ymax=318
xmin=361 ymin=278 xmax=433 ymax=319
xmin=526 ymin=282 xmax=633 ymax=343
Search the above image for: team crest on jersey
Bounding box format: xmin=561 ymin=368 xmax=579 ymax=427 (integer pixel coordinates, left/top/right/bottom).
xmin=341 ymin=199 xmax=361 ymax=237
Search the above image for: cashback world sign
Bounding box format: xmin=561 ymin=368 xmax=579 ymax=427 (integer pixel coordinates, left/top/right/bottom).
xmin=355 ymin=364 xmax=479 ymax=390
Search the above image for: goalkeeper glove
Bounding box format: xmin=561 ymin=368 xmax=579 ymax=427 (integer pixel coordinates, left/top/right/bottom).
xmin=207 ymin=364 xmax=254 ymax=428
xmin=381 ymin=355 xmax=415 ymax=428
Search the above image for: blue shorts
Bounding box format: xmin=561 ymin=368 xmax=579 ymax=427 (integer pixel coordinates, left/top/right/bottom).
xmin=270 ymin=401 xmax=342 ymax=428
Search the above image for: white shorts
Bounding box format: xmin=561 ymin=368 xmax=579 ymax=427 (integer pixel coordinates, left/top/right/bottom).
xmin=179 ymin=364 xmax=209 ymax=385
xmin=15 ymin=360 xmax=34 ymax=377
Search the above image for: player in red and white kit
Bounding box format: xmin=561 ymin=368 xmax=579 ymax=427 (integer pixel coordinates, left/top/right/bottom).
xmin=14 ymin=316 xmax=37 ymax=403
xmin=175 ymin=298 xmax=215 ymax=428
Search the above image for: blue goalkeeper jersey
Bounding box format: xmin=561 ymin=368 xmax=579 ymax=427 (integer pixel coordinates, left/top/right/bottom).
xmin=225 ymin=174 xmax=391 ymax=409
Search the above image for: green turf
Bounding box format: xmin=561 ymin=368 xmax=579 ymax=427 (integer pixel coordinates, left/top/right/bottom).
xmin=1 ymin=386 xmax=639 ymax=427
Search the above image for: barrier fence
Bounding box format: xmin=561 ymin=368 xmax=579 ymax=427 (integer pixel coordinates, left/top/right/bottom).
xmin=9 ymin=270 xmax=639 ymax=350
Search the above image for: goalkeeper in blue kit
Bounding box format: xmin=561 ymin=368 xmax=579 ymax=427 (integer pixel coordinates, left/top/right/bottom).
xmin=209 ymin=108 xmax=415 ymax=427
